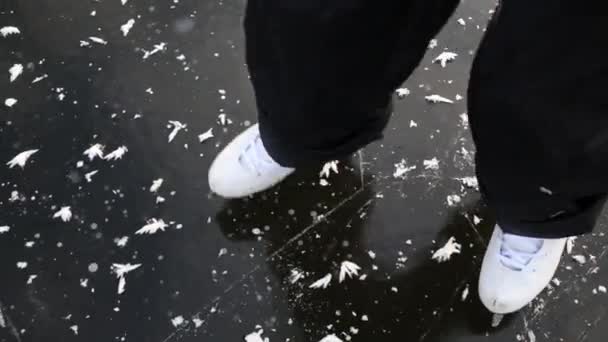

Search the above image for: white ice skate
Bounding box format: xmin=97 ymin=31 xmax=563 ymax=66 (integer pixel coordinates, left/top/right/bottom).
xmin=479 ymin=225 xmax=567 ymax=314
xmin=208 ymin=124 xmax=294 ymax=198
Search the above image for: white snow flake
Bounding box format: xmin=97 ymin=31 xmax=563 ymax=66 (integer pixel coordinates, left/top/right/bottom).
xmin=245 ymin=328 xmax=269 ymax=342
xmin=120 ymin=19 xmax=135 ymax=37
xmin=0 ymin=226 xmax=10 ymax=234
xmin=89 ymin=36 xmax=108 ymax=45
xmin=7 ymin=149 xmax=39 ymax=169
xmin=53 ymin=206 xmax=73 ymax=222
xmin=339 ymin=261 xmax=361 ymax=283
xmin=142 ymin=42 xmax=167 ymax=60
xmin=16 ymin=261 xmax=28 ymax=269
xmin=396 ymin=88 xmax=410 ymax=98
xmin=5 ymin=98 xmax=17 ymax=107
xmin=393 ymin=159 xmax=416 ymax=179
xmin=168 ymin=120 xmax=187 ymax=142
xmin=447 ymin=194 xmax=462 ymax=206
xmin=425 ymin=95 xmax=454 ymax=104
xmin=150 ymin=178 xmax=164 ymax=193
xmin=9 ymin=63 xmax=23 ymax=82
xmin=136 ymin=218 xmax=168 ymax=235
xmin=111 ymin=263 xmax=142 ymax=294
xmin=0 ymin=26 xmax=20 ymax=37
xmin=171 ymin=315 xmax=186 ymax=328
xmin=309 ymin=273 xmax=332 ymax=289
xmin=320 ymin=161 xmax=339 ymax=178
xmin=319 ymin=334 xmax=344 ymax=342
xmin=433 ymin=52 xmax=458 ymax=68
xmin=198 ymin=128 xmax=214 ymax=143
xmin=103 ymin=146 xmax=128 ymax=161
xmin=423 ymin=158 xmax=440 ymax=170
xmin=432 ymin=237 xmax=462 ymax=263
xmin=85 ymin=170 xmax=99 ymax=183
xmin=83 ymin=144 xmax=104 ymax=161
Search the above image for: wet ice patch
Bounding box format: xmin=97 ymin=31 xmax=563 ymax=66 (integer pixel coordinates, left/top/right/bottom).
xmin=433 ymin=51 xmax=458 ymax=68
xmin=244 ymin=328 xmax=269 ymax=342
xmin=0 ymin=26 xmax=20 ymax=37
xmin=136 ymin=218 xmax=168 ymax=235
xmin=53 ymin=206 xmax=73 ymax=222
xmin=425 ymin=94 xmax=454 ymax=104
xmin=4 ymin=98 xmax=17 ymax=107
xmin=168 ymin=120 xmax=187 ymax=142
xmin=120 ymin=19 xmax=135 ymax=36
xmin=319 ymin=334 xmax=343 ymax=342
xmin=393 ymin=159 xmax=416 ymax=179
xmin=339 ymin=261 xmax=361 ymax=283
xmin=150 ymin=178 xmax=164 ymax=193
xmin=9 ymin=63 xmax=23 ymax=82
xmin=103 ymin=146 xmax=128 ymax=160
xmin=309 ymin=273 xmax=332 ymax=289
xmin=432 ymin=237 xmax=462 ymax=263
xmin=198 ymin=128 xmax=214 ymax=143
xmin=111 ymin=263 xmax=141 ymax=294
xmin=7 ymin=149 xmax=39 ymax=169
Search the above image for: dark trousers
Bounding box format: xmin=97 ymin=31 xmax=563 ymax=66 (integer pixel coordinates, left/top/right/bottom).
xmin=244 ymin=0 xmax=608 ymax=238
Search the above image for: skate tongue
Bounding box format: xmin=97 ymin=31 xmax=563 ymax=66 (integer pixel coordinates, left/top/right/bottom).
xmin=499 ymin=233 xmax=544 ymax=271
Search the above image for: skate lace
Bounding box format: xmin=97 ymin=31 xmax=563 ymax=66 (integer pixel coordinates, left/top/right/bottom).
xmin=238 ymin=135 xmax=276 ymax=176
xmin=499 ymin=233 xmax=544 ymax=271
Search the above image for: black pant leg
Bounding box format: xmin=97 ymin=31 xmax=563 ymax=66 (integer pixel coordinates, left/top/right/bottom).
xmin=468 ymin=1 xmax=608 ymax=238
xmin=244 ymin=0 xmax=459 ymax=167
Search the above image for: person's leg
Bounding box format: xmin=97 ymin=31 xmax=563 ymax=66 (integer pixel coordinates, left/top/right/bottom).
xmin=469 ymin=1 xmax=608 ymax=313
xmin=210 ymin=0 xmax=459 ymax=198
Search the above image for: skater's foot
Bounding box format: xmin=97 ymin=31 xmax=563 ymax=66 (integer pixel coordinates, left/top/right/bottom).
xmin=478 ymin=225 xmax=567 ymax=314
xmin=208 ymin=124 xmax=295 ymax=198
